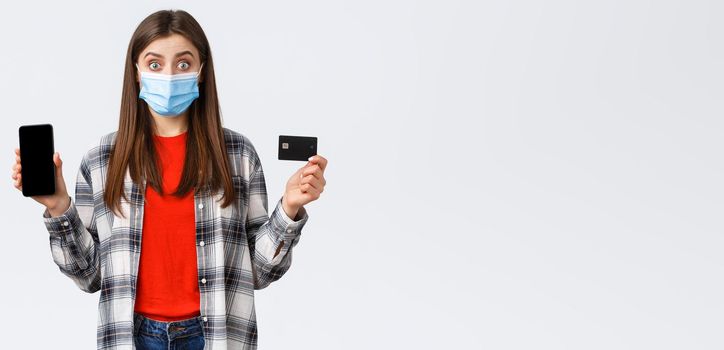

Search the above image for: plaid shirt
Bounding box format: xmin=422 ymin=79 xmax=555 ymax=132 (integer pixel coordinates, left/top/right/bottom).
xmin=42 ymin=128 xmax=309 ymax=349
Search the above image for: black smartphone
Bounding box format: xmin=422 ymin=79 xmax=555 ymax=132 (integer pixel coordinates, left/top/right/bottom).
xmin=18 ymin=124 xmax=56 ymax=197
xmin=278 ymin=135 xmax=318 ymax=161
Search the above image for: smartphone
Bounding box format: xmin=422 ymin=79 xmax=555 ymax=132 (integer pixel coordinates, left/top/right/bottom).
xmin=278 ymin=135 xmax=317 ymax=161
xmin=18 ymin=124 xmax=56 ymax=197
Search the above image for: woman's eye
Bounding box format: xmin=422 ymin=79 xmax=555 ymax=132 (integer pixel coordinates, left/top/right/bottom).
xmin=149 ymin=62 xmax=160 ymax=70
xmin=177 ymin=61 xmax=189 ymax=70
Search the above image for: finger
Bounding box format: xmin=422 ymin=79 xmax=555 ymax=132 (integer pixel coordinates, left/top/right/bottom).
xmin=14 ymin=148 xmax=19 ymax=156
xmin=301 ymin=164 xmax=321 ymax=177
xmin=307 ymin=155 xmax=327 ymax=171
xmin=306 ymin=157 xmax=326 ymax=171
xmin=300 ymin=181 xmax=317 ymax=193
xmin=302 ymin=164 xmax=324 ymax=178
xmin=302 ymin=167 xmax=326 ymax=186
xmin=300 ymin=176 xmax=323 ymax=193
xmin=13 ymin=163 xmax=21 ymax=172
xmin=16 ymin=155 xmax=20 ymax=163
xmin=53 ymin=152 xmax=64 ymax=179
xmin=300 ymin=173 xmax=324 ymax=189
xmin=300 ymin=186 xmax=321 ymax=200
xmin=54 ymin=152 xmax=62 ymax=168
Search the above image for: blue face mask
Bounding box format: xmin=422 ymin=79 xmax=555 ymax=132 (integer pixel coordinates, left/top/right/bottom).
xmin=136 ymin=63 xmax=204 ymax=117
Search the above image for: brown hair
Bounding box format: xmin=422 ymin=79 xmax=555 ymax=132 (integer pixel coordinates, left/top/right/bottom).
xmin=104 ymin=9 xmax=235 ymax=217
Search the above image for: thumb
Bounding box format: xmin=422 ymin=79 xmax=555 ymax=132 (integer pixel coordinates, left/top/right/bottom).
xmin=54 ymin=152 xmax=63 ymax=175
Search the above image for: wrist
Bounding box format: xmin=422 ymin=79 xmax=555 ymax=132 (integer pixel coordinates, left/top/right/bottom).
xmin=47 ymin=196 xmax=70 ymax=217
xmin=281 ymin=196 xmax=299 ymax=220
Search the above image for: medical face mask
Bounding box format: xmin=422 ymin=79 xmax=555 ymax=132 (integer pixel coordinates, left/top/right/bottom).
xmin=136 ymin=63 xmax=204 ymax=117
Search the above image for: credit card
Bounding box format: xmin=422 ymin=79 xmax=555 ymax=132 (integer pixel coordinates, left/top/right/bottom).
xmin=278 ymin=135 xmax=317 ymax=161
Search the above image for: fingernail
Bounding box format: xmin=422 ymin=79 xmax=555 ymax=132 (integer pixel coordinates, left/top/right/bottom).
xmin=308 ymin=156 xmax=314 ymax=161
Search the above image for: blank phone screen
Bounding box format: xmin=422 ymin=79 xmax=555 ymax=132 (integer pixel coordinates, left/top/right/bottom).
xmin=19 ymin=124 xmax=55 ymax=197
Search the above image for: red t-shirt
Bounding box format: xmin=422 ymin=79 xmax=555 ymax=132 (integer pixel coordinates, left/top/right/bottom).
xmin=133 ymin=130 xmax=200 ymax=321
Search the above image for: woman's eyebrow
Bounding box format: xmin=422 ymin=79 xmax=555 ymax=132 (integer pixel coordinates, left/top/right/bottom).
xmin=143 ymin=50 xmax=195 ymax=59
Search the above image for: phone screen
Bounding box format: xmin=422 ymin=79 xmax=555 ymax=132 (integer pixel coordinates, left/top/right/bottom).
xmin=19 ymin=124 xmax=55 ymax=197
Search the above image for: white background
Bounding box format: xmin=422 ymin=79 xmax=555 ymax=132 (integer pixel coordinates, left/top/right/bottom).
xmin=1 ymin=1 xmax=722 ymax=349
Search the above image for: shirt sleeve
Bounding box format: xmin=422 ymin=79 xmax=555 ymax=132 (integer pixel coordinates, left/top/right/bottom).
xmin=245 ymin=147 xmax=309 ymax=290
xmin=43 ymin=152 xmax=101 ymax=293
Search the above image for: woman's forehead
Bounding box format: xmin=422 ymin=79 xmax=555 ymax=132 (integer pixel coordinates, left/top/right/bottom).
xmin=139 ymin=34 xmax=199 ymax=59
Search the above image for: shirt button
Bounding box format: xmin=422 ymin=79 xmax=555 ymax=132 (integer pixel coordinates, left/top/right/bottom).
xmin=202 ymin=317 xmax=208 ymax=322
xmin=199 ymin=241 xmax=205 ymax=247
xmin=62 ymin=221 xmax=69 ymax=227
xmin=201 ymin=278 xmax=207 ymax=284
xmin=287 ymin=228 xmax=292 ymax=233
xmin=198 ymin=203 xmax=204 ymax=209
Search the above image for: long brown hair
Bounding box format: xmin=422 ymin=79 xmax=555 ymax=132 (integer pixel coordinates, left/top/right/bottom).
xmin=105 ymin=9 xmax=235 ymax=217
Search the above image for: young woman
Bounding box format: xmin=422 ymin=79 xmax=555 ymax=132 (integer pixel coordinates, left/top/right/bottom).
xmin=11 ymin=9 xmax=327 ymax=350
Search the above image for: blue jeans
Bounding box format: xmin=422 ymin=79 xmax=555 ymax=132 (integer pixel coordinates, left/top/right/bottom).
xmin=133 ymin=312 xmax=205 ymax=350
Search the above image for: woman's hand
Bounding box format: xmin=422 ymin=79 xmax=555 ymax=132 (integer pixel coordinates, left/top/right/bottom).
xmin=282 ymin=155 xmax=328 ymax=219
xmin=12 ymin=148 xmax=71 ymax=217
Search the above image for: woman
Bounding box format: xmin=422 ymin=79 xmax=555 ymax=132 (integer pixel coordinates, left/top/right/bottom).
xmin=10 ymin=9 xmax=327 ymax=350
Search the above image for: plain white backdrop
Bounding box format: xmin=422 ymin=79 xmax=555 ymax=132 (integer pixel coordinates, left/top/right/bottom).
xmin=1 ymin=0 xmax=722 ymax=349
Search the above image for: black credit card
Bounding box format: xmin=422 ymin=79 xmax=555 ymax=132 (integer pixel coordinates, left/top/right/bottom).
xmin=19 ymin=124 xmax=56 ymax=197
xmin=278 ymin=135 xmax=317 ymax=161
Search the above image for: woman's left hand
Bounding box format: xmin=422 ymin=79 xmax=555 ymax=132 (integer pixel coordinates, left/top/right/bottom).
xmin=282 ymin=155 xmax=327 ymax=219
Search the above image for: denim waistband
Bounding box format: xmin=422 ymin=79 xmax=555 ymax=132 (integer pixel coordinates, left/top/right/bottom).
xmin=133 ymin=312 xmax=205 ymax=340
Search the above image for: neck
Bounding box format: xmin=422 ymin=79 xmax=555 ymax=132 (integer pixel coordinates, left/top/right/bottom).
xmin=150 ymin=109 xmax=189 ymax=137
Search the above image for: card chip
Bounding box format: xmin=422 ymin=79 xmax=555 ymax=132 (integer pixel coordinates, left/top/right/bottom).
xmin=282 ymin=142 xmax=289 ymax=149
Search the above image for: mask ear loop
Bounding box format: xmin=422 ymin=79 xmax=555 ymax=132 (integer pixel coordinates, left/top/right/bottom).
xmin=197 ymin=62 xmax=204 ymax=79
xmin=134 ymin=63 xmax=145 ymax=83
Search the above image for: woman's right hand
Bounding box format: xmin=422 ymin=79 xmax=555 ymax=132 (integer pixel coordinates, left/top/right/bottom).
xmin=12 ymin=148 xmax=71 ymax=217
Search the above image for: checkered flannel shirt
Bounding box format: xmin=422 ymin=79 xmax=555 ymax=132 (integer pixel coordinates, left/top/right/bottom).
xmin=42 ymin=128 xmax=309 ymax=349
